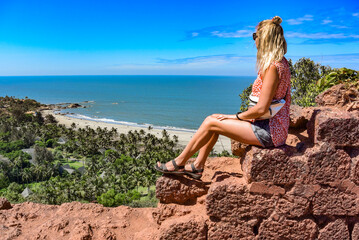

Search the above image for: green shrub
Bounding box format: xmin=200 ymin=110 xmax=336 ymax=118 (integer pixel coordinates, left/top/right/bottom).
xmin=0 ymin=172 xmax=10 ymax=189
xmin=35 ymin=140 xmax=46 ymax=148
xmin=46 ymin=139 xmax=56 ymax=148
xmin=44 ymin=114 xmax=58 ymax=124
xmin=192 ymin=151 xmax=199 ymax=157
xmin=97 ymin=189 xmax=141 ymax=207
xmin=238 ymin=83 xmax=253 ymax=112
xmin=290 ymin=61 xmax=358 ymax=107
xmin=4 ymin=150 xmax=31 ymax=161
xmin=289 ymin=57 xmax=332 ymax=107
xmin=126 ymin=189 xmax=158 ymax=208
xmin=0 ymin=132 xmax=10 ymax=141
xmin=316 ymin=67 xmax=359 ymax=92
xmin=3 ymin=182 xmax=25 ymax=203
xmin=34 ymin=112 xmax=44 ymax=125
xmin=34 ymin=145 xmax=54 ymax=164
xmin=0 ymin=140 xmax=26 ymax=153
xmin=216 ymin=150 xmax=233 ymax=157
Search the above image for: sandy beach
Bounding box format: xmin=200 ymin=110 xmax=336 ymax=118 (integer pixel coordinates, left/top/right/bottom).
xmin=41 ymin=110 xmax=232 ymax=153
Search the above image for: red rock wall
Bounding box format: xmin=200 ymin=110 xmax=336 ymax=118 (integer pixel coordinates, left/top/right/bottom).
xmin=155 ymin=103 xmax=359 ymax=239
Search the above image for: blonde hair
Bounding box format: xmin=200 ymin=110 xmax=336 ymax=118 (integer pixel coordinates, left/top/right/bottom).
xmin=256 ymin=16 xmax=287 ymax=74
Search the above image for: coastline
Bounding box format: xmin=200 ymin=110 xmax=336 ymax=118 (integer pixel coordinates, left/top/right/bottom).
xmin=41 ymin=110 xmax=232 ymax=153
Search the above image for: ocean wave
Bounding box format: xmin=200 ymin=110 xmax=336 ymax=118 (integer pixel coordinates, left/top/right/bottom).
xmin=65 ymin=113 xmax=196 ymax=133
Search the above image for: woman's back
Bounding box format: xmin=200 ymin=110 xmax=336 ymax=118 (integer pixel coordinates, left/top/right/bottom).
xmin=251 ymin=56 xmax=291 ymax=147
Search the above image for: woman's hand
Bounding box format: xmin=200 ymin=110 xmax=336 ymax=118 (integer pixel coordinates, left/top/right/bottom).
xmin=211 ymin=114 xmax=236 ymax=121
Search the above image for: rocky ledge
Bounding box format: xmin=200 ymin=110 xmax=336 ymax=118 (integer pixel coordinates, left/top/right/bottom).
xmin=1 ymin=83 xmax=359 ymax=239
xmin=154 ymin=83 xmax=359 ymax=239
xmin=0 ymin=157 xmax=238 ymax=240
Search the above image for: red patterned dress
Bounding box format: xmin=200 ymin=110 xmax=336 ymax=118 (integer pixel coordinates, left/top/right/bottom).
xmin=250 ymin=57 xmax=291 ymax=147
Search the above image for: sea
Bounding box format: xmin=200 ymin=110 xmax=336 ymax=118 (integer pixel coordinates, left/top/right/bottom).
xmin=0 ymin=75 xmax=255 ymax=132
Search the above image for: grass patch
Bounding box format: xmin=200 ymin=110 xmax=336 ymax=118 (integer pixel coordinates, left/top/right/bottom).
xmin=137 ymin=185 xmax=155 ymax=197
xmin=26 ymin=181 xmax=45 ymax=188
xmin=56 ymin=158 xmax=85 ymax=169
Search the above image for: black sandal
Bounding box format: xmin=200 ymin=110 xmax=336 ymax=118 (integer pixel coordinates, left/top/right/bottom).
xmin=154 ymin=159 xmax=185 ymax=175
xmin=184 ymin=163 xmax=204 ymax=180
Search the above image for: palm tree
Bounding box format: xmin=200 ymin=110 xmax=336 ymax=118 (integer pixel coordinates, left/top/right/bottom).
xmin=142 ymin=169 xmax=153 ymax=194
xmin=32 ymin=164 xmax=43 ymax=182
xmin=21 ymin=168 xmax=32 ymax=184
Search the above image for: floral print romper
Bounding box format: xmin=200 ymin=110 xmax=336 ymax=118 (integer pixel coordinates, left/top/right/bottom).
xmin=250 ymin=57 xmax=291 ymax=147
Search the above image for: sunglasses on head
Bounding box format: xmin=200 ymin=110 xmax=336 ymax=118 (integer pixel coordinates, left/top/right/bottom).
xmin=252 ymin=33 xmax=257 ymax=40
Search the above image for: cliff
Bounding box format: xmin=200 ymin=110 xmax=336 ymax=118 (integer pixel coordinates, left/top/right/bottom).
xmin=1 ymin=83 xmax=358 ymax=240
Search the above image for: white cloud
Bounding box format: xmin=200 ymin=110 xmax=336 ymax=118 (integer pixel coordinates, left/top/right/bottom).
xmin=353 ymin=13 xmax=359 ymax=17
xmin=108 ymin=64 xmax=165 ymax=70
xmin=321 ymin=19 xmax=333 ymax=24
xmin=192 ymin=32 xmax=199 ymax=37
xmin=156 ymin=54 xmax=253 ymax=65
xmin=286 ymin=32 xmax=359 ymax=39
xmin=107 ymin=55 xmax=258 ymax=76
xmin=211 ymin=30 xmax=252 ymax=38
xmin=330 ymin=24 xmax=349 ymax=29
xmin=287 ymin=14 xmax=314 ymax=25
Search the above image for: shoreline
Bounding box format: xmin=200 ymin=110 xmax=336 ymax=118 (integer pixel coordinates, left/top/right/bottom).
xmin=41 ymin=110 xmax=232 ymax=153
xmin=55 ymin=110 xmax=198 ymax=133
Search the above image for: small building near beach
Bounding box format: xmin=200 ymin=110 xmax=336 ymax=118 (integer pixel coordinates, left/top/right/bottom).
xmin=59 ymin=164 xmax=75 ymax=174
xmin=21 ymin=187 xmax=33 ymax=198
xmin=0 ymin=155 xmax=10 ymax=164
xmin=77 ymin=166 xmax=85 ymax=175
xmin=21 ymin=148 xmax=35 ymax=165
xmin=57 ymin=137 xmax=67 ymax=145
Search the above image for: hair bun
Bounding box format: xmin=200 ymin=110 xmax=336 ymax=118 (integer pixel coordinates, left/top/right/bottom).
xmin=272 ymin=16 xmax=282 ymax=25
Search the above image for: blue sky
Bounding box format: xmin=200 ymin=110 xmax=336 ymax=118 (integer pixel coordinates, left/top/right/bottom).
xmin=0 ymin=0 xmax=358 ymax=76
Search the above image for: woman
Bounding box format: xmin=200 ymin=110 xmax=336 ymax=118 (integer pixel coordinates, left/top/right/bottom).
xmin=155 ymin=16 xmax=291 ymax=179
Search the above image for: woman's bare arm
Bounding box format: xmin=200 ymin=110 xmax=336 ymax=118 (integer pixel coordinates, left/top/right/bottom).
xmin=213 ymin=65 xmax=279 ymax=121
xmin=237 ymin=64 xmax=279 ymax=120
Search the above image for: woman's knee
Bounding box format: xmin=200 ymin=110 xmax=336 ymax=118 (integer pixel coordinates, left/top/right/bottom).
xmin=202 ymin=115 xmax=217 ymax=129
xmin=205 ymin=115 xmax=216 ymax=124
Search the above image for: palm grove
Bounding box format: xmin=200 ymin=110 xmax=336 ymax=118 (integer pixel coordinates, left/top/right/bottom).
xmin=0 ymin=96 xmax=184 ymax=207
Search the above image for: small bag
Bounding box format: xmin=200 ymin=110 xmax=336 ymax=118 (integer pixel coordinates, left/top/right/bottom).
xmin=248 ymin=86 xmax=289 ymax=120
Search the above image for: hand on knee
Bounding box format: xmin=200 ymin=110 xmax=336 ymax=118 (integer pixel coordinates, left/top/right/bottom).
xmin=210 ymin=114 xmax=220 ymax=118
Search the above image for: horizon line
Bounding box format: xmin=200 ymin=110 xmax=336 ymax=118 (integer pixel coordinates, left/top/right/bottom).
xmin=0 ymin=74 xmax=257 ymax=77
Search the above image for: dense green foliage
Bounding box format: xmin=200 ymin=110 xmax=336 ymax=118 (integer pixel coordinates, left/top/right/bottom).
xmin=316 ymin=67 xmax=358 ymax=91
xmin=239 ymin=83 xmax=253 ymax=112
xmin=239 ymin=58 xmax=358 ymax=109
xmin=0 ymin=140 xmax=26 ymax=154
xmin=289 ymin=58 xmax=333 ymax=106
xmin=0 ymin=96 xmax=231 ymax=207
xmin=0 ymin=172 xmax=10 ymax=189
xmin=97 ymin=188 xmax=141 ymax=207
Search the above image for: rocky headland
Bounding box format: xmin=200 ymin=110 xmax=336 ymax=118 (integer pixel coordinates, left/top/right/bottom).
xmin=1 ymin=83 xmax=358 ymax=240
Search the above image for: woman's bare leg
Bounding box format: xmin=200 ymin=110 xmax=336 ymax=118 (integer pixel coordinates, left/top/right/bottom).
xmin=156 ymin=119 xmax=216 ymax=170
xmin=157 ymin=115 xmax=262 ymax=170
xmin=191 ymin=132 xmax=219 ymax=169
xmin=174 ymin=117 xmax=218 ymax=165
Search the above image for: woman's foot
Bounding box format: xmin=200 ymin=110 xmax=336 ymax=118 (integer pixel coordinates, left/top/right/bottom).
xmin=154 ymin=159 xmax=185 ymax=174
xmin=184 ymin=162 xmax=204 ymax=180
